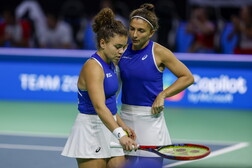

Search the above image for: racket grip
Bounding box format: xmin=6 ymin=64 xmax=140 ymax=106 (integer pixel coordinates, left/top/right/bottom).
xmin=110 ymin=142 xmax=122 ymax=148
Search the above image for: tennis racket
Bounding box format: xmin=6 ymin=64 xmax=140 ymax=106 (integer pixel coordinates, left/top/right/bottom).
xmin=110 ymin=142 xmax=211 ymax=160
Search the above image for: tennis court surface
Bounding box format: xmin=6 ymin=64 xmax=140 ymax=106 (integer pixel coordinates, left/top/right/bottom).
xmin=0 ymin=101 xmax=251 ymax=167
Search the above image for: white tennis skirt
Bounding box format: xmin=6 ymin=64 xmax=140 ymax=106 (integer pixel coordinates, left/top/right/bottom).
xmin=61 ymin=113 xmax=124 ymax=158
xmin=120 ymin=104 xmax=172 ymax=157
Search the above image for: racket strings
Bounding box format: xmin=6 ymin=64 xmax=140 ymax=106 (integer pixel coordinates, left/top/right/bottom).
xmin=158 ymin=146 xmax=209 ymax=157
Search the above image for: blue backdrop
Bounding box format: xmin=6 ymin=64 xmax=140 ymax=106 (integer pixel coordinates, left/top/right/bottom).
xmin=0 ymin=48 xmax=251 ymax=109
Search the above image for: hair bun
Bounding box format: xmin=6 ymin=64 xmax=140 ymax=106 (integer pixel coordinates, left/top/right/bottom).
xmin=92 ymin=8 xmax=115 ymax=33
xmin=140 ymin=3 xmax=155 ymax=12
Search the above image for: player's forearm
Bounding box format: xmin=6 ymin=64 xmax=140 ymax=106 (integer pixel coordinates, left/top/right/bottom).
xmin=94 ymin=105 xmax=119 ymax=132
xmin=94 ymin=105 xmax=127 ymax=140
xmin=161 ymin=75 xmax=194 ymax=98
xmin=116 ymin=114 xmax=127 ymax=128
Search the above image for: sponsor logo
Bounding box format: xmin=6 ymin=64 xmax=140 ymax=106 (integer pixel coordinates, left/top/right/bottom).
xmin=164 ymin=73 xmax=248 ymax=104
xmin=142 ymin=55 xmax=148 ymax=60
xmin=95 ymin=147 xmax=101 ymax=153
xmin=122 ymin=56 xmax=132 ymax=59
xmin=187 ymin=74 xmax=247 ymax=104
xmin=189 ymin=74 xmax=247 ymax=94
xmin=106 ymin=73 xmax=112 ymax=78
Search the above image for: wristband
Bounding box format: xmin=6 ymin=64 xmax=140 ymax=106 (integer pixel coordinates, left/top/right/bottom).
xmin=113 ymin=127 xmax=127 ymax=139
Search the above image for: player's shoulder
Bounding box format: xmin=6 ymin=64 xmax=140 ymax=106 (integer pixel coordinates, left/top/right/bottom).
xmin=84 ymin=58 xmax=103 ymax=71
xmin=153 ymin=42 xmax=173 ymax=56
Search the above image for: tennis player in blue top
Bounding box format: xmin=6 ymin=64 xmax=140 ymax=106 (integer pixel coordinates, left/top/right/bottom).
xmin=118 ymin=3 xmax=194 ymax=168
xmin=62 ymin=8 xmax=137 ymax=168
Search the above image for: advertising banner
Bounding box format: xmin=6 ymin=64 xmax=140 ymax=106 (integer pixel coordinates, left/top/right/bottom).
xmin=163 ymin=67 xmax=252 ymax=109
xmin=0 ymin=49 xmax=251 ymax=109
xmin=0 ymin=61 xmax=82 ymax=102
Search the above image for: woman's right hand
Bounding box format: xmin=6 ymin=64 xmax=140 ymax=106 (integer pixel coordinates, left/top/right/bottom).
xmin=119 ymin=136 xmax=138 ymax=151
xmin=122 ymin=127 xmax=137 ymax=141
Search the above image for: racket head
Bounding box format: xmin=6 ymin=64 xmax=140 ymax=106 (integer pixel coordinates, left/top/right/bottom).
xmin=150 ymin=143 xmax=211 ymax=160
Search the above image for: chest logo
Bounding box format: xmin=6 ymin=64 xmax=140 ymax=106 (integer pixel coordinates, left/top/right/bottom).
xmin=122 ymin=56 xmax=132 ymax=59
xmin=142 ymin=55 xmax=148 ymax=60
xmin=106 ymin=73 xmax=112 ymax=78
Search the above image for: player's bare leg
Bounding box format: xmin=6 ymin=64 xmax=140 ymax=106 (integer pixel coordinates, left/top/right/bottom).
xmin=76 ymin=158 xmax=106 ymax=168
xmin=107 ymin=156 xmax=126 ymax=168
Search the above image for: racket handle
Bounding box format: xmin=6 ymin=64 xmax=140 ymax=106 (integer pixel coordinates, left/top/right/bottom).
xmin=110 ymin=142 xmax=139 ymax=149
xmin=110 ymin=142 xmax=122 ymax=148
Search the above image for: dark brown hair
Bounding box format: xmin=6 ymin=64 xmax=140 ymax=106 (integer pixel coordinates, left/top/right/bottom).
xmin=129 ymin=3 xmax=159 ymax=30
xmin=92 ymin=8 xmax=128 ymax=49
